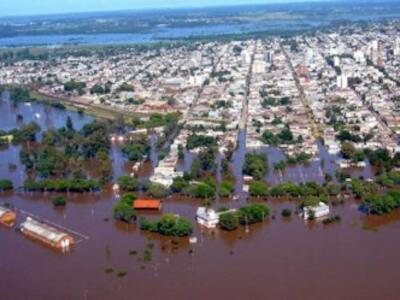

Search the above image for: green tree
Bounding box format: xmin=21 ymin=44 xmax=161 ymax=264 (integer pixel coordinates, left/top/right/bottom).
xmin=113 ymin=193 xmax=136 ymax=223
xmin=219 ymin=212 xmax=239 ymax=231
xmin=249 ymin=181 xmax=269 ymax=197
xmin=281 ymin=208 xmax=292 ymax=217
xmin=148 ymin=183 xmax=169 ymax=198
xmin=113 ymin=202 xmax=136 ymax=223
xmin=198 ymin=148 xmax=216 ymax=171
xmin=341 ymin=142 xmax=356 ymax=159
xmin=190 ymin=182 xmax=215 ymax=199
xmin=52 ymin=195 xmax=66 ymax=207
xmin=238 ymin=204 xmax=269 ymax=225
xmin=118 ymin=176 xmax=138 ymax=191
xmin=170 ymin=176 xmax=189 ymax=193
xmin=0 ymin=179 xmax=13 ymax=191
xmin=300 ymin=196 xmax=320 ymax=208
xmin=140 ymin=214 xmax=193 ymax=237
xmin=219 ymin=180 xmax=234 ymax=198
xmin=66 ymin=116 xmax=74 ymax=132
xmin=243 ymin=153 xmax=268 ymax=180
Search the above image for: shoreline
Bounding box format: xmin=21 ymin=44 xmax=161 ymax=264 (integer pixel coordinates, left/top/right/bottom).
xmin=1 ymin=84 xmax=148 ymax=121
xmin=33 ymin=90 xmax=144 ymax=121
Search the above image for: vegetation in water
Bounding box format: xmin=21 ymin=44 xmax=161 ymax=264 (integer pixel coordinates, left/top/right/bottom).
xmin=219 ymin=203 xmax=269 ymax=231
xmin=219 ymin=211 xmax=239 ymax=231
xmin=113 ymin=193 xmax=136 ymax=223
xmin=23 ymin=177 xmax=100 ymax=192
xmin=139 ymin=214 xmax=193 ymax=237
xmin=281 ymin=208 xmax=292 ymax=217
xmin=249 ymin=181 xmax=269 ymax=197
xmin=17 ymin=118 xmax=113 ymax=185
xmin=52 ymin=195 xmax=67 ymax=207
xmin=360 ymin=190 xmax=400 ymax=215
xmin=322 ymin=215 xmax=341 ymax=224
xmin=243 ymin=152 xmax=268 ymax=180
xmin=0 ymin=179 xmax=13 ymax=191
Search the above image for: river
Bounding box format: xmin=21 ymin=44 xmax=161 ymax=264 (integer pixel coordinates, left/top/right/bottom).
xmin=2 ymin=2 xmax=400 ymax=48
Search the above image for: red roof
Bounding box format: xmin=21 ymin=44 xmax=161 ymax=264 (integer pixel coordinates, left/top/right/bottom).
xmin=134 ymin=199 xmax=162 ymax=210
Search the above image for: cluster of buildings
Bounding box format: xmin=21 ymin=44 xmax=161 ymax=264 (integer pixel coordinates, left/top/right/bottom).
xmin=247 ymin=39 xmax=318 ymax=156
xmin=149 ymin=42 xmax=256 ymax=186
xmin=150 ymin=136 xmax=184 ymax=187
xmin=284 ymin=23 xmax=400 ymax=164
xmin=184 ymin=41 xmax=255 ymax=154
xmin=2 ymin=22 xmax=400 ymax=173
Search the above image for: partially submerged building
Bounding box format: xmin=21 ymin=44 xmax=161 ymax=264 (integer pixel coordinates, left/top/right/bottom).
xmin=197 ymin=207 xmax=219 ymax=228
xmin=0 ymin=206 xmax=17 ymax=227
xmin=134 ymin=199 xmax=162 ymax=210
xmin=303 ymin=202 xmax=330 ymax=220
xmin=20 ymin=217 xmax=74 ymax=250
xmin=196 ymin=207 xmax=237 ymax=229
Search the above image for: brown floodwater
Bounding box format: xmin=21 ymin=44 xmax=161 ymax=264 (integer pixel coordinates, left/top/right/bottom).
xmin=1 ymin=94 xmax=400 ymax=300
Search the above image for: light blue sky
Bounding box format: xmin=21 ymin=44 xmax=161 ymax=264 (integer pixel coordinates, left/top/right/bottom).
xmin=0 ymin=0 xmax=333 ymax=17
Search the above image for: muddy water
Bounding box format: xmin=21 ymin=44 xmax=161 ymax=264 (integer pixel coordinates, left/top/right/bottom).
xmin=1 ymin=96 xmax=400 ymax=300
xmin=0 ymin=92 xmax=93 ymax=132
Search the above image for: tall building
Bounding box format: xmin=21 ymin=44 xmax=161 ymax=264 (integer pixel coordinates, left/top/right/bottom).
xmin=371 ymin=40 xmax=379 ymax=52
xmin=305 ymin=48 xmax=314 ymax=65
xmin=394 ymin=38 xmax=400 ymax=56
xmin=333 ymin=56 xmax=341 ymax=67
xmin=242 ymin=50 xmax=252 ymax=64
xmin=253 ymin=60 xmax=266 ymax=74
xmin=266 ymin=51 xmax=273 ymax=64
xmin=354 ymin=50 xmax=366 ymax=64
xmin=337 ymin=74 xmax=348 ymax=89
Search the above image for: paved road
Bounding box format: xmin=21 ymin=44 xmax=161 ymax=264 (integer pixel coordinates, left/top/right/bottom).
xmin=280 ymin=42 xmax=321 ymax=138
xmin=239 ymin=45 xmax=256 ymax=130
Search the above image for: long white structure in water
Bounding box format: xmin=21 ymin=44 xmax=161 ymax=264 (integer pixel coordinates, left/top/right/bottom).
xmin=20 ymin=217 xmax=75 ymax=250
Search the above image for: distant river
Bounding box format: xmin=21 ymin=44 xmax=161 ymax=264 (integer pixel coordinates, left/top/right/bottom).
xmin=0 ymin=19 xmax=361 ymax=48
xmin=0 ymin=11 xmax=400 ymax=47
xmin=0 ymin=21 xmax=316 ymax=47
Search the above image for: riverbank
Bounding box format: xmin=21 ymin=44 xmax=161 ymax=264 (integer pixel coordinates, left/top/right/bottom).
xmin=1 ymin=84 xmax=145 ymax=121
xmin=32 ymin=90 xmax=139 ymax=121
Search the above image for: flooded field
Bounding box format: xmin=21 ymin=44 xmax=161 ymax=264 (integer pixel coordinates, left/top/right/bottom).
xmin=1 ymin=94 xmax=400 ymax=300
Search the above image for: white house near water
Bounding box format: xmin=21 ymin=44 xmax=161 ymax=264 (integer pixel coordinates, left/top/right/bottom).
xmin=303 ymin=202 xmax=330 ymax=220
xmin=196 ymin=207 xmax=237 ymax=229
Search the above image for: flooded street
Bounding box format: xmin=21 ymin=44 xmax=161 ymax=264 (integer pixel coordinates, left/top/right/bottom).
xmin=1 ymin=95 xmax=400 ymax=300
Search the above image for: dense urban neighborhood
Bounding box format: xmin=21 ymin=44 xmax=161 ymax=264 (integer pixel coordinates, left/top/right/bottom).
xmin=2 ymin=22 xmax=400 ymax=174
xmin=3 ymin=10 xmax=400 ymax=300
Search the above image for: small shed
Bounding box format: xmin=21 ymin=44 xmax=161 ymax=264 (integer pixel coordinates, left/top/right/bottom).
xmin=0 ymin=206 xmax=17 ymax=227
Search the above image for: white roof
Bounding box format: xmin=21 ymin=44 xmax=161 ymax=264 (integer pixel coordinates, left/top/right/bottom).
xmin=196 ymin=207 xmax=218 ymax=221
xmin=21 ymin=217 xmax=70 ymax=244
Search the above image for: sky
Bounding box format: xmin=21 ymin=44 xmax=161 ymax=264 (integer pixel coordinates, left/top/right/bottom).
xmin=0 ymin=0 xmax=333 ymax=17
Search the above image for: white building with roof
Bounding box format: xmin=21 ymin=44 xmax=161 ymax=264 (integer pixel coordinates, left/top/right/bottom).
xmin=20 ymin=217 xmax=74 ymax=250
xmin=196 ymin=207 xmax=237 ymax=229
xmin=303 ymin=202 xmax=330 ymax=220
